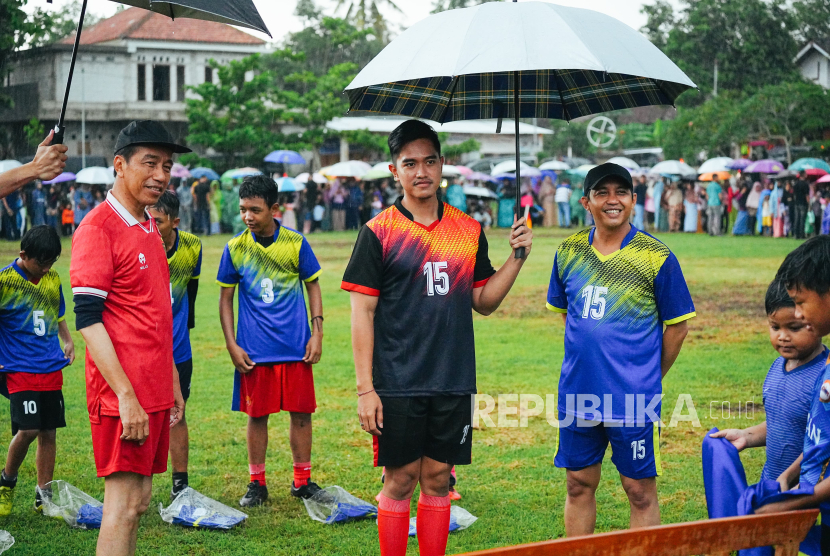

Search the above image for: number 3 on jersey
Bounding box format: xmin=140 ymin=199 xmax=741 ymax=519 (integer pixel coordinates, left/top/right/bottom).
xmin=423 ymin=262 xmax=449 ymax=296
xmin=260 ymin=278 xmax=274 ymax=303
xmin=580 ymin=285 xmax=608 ymax=320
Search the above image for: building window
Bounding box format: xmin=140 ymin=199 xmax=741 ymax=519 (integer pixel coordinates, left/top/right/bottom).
xmin=177 ymin=65 xmax=185 ymax=101
xmin=204 ymin=66 xmax=213 ymax=84
xmin=153 ymin=65 xmax=171 ymax=101
xmin=137 ymin=64 xmax=146 ymax=101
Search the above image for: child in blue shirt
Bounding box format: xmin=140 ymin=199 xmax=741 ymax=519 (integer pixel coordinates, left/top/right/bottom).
xmin=712 ymin=279 xmax=827 ymax=482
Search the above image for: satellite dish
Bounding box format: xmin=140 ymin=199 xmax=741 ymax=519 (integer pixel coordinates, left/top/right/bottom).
xmin=586 ymin=116 xmax=617 ymax=148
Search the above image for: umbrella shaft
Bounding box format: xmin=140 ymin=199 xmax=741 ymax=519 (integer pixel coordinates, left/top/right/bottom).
xmin=55 ymin=0 xmax=88 ymax=142
xmin=514 ymin=69 xmax=525 ymax=260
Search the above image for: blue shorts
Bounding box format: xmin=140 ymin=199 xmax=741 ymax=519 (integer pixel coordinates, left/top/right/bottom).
xmin=554 ymin=413 xmax=662 ymax=479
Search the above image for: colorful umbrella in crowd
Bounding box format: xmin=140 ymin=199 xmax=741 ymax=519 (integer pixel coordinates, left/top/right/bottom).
xmin=817 ymin=174 xmax=830 ymax=184
xmin=468 ymin=172 xmax=498 ymax=183
xmin=361 ymin=162 xmax=394 ymax=181
xmin=320 ymin=161 xmax=372 ymax=178
xmin=789 ymin=158 xmax=830 ymax=173
xmin=190 ymin=167 xmax=220 ymax=181
xmin=345 ymin=1 xmax=695 ymax=257
xmin=171 ymin=163 xmax=191 ymax=179
xmin=606 ymin=156 xmax=640 ymax=170
xmin=539 ymin=160 xmax=571 ymax=171
xmin=50 ymin=0 xmax=270 ymax=145
xmin=806 ymin=168 xmax=828 ymax=178
xmin=0 ymin=160 xmax=22 ymax=173
xmin=43 ymin=172 xmax=77 ymax=185
xmin=744 ymin=159 xmax=785 ymax=174
xmin=698 ymin=157 xmax=734 ymax=174
xmin=264 ymin=150 xmax=307 ymax=165
xmin=651 ymin=160 xmax=696 ymax=176
xmin=455 ymin=165 xmax=473 ymax=176
xmin=698 ymin=171 xmax=731 ymax=182
xmin=295 ymin=172 xmax=329 ymax=184
xmin=728 ymin=159 xmax=753 ymax=170
xmin=442 ymin=165 xmax=464 ymax=177
xmin=276 ymin=177 xmax=305 ymax=193
xmin=76 ymin=166 xmax=114 ymax=185
xmin=463 ymin=185 xmax=498 ymax=199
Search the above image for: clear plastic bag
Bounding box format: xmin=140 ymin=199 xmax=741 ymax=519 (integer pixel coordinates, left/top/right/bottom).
xmin=302 ymin=486 xmax=377 ymax=524
xmin=408 ymin=506 xmax=477 ymax=537
xmin=0 ymin=531 xmax=13 ymax=554
xmin=159 ymin=487 xmax=247 ymax=530
xmin=39 ymin=480 xmax=103 ymax=529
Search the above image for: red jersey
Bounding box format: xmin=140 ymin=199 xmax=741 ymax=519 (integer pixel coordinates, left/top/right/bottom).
xmin=70 ymin=192 xmax=174 ymax=417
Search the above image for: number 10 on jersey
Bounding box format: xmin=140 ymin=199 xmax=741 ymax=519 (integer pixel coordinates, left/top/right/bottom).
xmin=423 ymin=262 xmax=449 ymax=296
xmin=581 ymin=285 xmax=608 ymax=320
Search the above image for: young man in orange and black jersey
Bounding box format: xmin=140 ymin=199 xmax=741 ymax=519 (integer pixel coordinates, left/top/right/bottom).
xmin=342 ymin=120 xmax=533 ymax=556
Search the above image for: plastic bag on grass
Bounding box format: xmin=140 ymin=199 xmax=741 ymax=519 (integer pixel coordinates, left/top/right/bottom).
xmin=40 ymin=480 xmax=103 ymax=529
xmin=0 ymin=531 xmax=13 ymax=554
xmin=302 ymin=486 xmax=377 ymax=524
xmin=159 ymin=487 xmax=247 ymax=530
xmin=408 ymin=506 xmax=477 ymax=537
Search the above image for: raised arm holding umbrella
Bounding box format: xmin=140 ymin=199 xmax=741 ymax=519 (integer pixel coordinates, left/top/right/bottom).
xmin=0 ymin=131 xmax=68 ymax=199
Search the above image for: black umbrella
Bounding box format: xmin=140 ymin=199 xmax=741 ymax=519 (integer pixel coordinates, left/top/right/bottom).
xmin=47 ymin=0 xmax=271 ymax=145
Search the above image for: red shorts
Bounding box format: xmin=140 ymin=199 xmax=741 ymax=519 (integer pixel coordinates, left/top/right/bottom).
xmin=235 ymin=362 xmax=316 ymax=418
xmin=90 ymin=410 xmax=170 ymax=478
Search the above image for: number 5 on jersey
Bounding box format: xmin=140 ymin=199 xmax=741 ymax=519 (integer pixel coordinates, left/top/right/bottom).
xmin=423 ymin=262 xmax=450 ymax=296
xmin=581 ymin=285 xmax=608 ymax=320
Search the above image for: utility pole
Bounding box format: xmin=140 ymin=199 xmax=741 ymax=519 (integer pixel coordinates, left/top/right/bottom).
xmin=713 ymin=59 xmax=718 ymax=97
xmin=81 ymin=67 xmax=86 ymax=169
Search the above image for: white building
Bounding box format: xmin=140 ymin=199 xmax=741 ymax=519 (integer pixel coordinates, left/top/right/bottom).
xmin=0 ymin=7 xmax=267 ymax=161
xmin=795 ymin=39 xmax=830 ymax=89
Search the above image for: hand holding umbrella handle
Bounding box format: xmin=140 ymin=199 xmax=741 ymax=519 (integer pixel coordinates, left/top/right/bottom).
xmin=515 ymin=246 xmax=526 ymax=259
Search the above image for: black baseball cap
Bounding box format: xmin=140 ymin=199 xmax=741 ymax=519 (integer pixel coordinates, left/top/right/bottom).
xmin=114 ymin=120 xmax=191 ymax=155
xmin=584 ymin=163 xmax=633 ymax=195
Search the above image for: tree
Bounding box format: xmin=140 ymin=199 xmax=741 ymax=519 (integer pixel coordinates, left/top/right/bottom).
xmin=184 ymin=55 xmax=286 ymax=170
xmin=641 ymin=0 xmax=800 ymax=100
xmin=334 ymin=0 xmax=402 ymax=40
xmin=742 ymin=82 xmax=830 ymax=163
xmin=792 ymin=0 xmax=830 ymax=42
xmin=0 ymin=0 xmax=30 ymax=108
xmin=639 ymin=0 xmax=674 ymax=51
xmin=24 ymin=0 xmax=102 ymax=48
xmin=23 ymin=117 xmax=44 ymax=148
xmin=431 ymin=0 xmax=500 ymax=14
xmin=661 ymin=93 xmax=747 ymax=161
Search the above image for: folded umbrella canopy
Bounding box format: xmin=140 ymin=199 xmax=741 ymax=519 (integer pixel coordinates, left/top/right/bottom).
xmin=49 ymin=0 xmax=271 ymax=145
xmin=345 ymin=1 xmax=695 ymax=258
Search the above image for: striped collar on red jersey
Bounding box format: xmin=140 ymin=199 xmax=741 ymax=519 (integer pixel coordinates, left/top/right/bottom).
xmin=106 ymin=191 xmax=154 ymax=233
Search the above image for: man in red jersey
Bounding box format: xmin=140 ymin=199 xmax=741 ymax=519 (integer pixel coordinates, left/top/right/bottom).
xmin=343 ymin=120 xmax=533 ymax=556
xmin=70 ymin=121 xmax=187 ymax=556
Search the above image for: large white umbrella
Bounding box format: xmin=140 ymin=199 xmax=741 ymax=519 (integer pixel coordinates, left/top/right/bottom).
xmin=698 ymin=157 xmax=734 ymax=174
xmin=320 ymin=161 xmax=372 ymax=178
xmin=491 ymin=160 xmax=535 ymax=175
xmin=606 ymin=156 xmax=641 ymax=170
xmin=295 ymin=172 xmax=329 ymax=184
xmin=0 ymin=160 xmax=22 ymax=173
xmin=76 ymin=166 xmax=115 ymax=185
xmin=442 ymin=165 xmax=463 ymax=177
xmin=650 ymin=160 xmax=695 ymax=176
xmin=345 ymin=1 xmax=694 ymax=258
xmin=361 ymin=162 xmax=394 ymax=181
xmin=539 ymin=160 xmax=570 ymax=171
xmin=463 ymin=185 xmax=498 ymax=199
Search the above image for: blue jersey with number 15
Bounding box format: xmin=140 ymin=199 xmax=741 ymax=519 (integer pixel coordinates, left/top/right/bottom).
xmin=216 ymin=222 xmax=321 ymax=364
xmin=547 ymin=226 xmax=695 ymax=422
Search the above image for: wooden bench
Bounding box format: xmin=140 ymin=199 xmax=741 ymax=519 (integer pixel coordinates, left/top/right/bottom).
xmin=458 ymin=509 xmax=819 ymax=556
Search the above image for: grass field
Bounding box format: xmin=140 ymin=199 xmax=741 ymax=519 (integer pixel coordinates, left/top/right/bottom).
xmin=0 ymin=226 xmax=806 ymax=555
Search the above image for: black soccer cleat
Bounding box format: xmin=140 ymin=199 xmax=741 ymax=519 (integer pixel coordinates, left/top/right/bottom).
xmin=239 ymin=481 xmax=268 ymax=507
xmin=291 ymin=480 xmax=325 ymax=500
xmin=34 ymin=487 xmax=52 ymax=514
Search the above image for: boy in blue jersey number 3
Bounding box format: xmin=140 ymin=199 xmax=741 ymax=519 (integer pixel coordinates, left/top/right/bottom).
xmin=218 ymin=176 xmax=324 ymax=507
xmin=0 ymin=226 xmax=75 ymax=516
xmin=546 ymin=163 xmax=695 ymax=535
xmin=148 ymin=191 xmax=202 ymax=498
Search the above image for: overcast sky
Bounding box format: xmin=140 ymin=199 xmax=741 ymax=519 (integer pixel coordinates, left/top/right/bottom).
xmin=41 ymin=0 xmax=682 ymax=44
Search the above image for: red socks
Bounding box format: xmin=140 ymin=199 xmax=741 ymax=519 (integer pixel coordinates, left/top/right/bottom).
xmin=249 ymin=463 xmax=266 ymax=485
xmin=416 ymin=493 xmax=451 ymax=556
xmin=293 ymin=462 xmax=311 ymax=487
xmin=377 ymin=494 xmax=410 ymax=556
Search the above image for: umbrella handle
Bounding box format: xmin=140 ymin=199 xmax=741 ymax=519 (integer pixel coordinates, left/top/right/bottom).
xmin=52 ymin=124 xmax=66 ymax=147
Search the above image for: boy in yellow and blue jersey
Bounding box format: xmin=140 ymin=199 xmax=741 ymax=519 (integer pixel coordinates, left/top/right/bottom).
xmin=0 ymin=226 xmax=75 ymax=516
xmin=547 ymin=163 xmax=694 ymax=536
xmin=217 ymin=176 xmax=323 ymax=508
xmin=148 ymin=191 xmax=202 ymax=498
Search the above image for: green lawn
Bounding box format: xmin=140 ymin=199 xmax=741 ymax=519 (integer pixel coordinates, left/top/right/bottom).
xmin=0 ymin=227 xmax=805 ymax=555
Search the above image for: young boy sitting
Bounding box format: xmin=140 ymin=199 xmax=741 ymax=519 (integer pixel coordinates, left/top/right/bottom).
xmin=711 ymin=278 xmax=828 ymax=482
xmin=0 ymin=225 xmax=75 ymax=515
xmin=753 ymin=237 xmax=830 ymax=545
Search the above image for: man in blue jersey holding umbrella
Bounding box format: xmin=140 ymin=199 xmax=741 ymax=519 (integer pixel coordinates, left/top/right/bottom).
xmin=546 ymin=162 xmax=695 ymax=535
